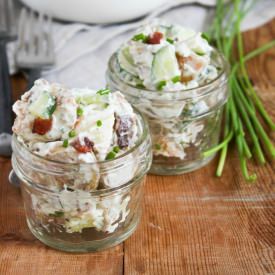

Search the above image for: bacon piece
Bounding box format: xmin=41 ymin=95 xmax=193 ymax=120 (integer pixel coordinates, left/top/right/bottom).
xmin=147 ymin=32 xmax=163 ymax=44
xmin=181 ymin=75 xmax=194 ymax=84
xmin=32 ymin=118 xmax=52 ymax=135
xmin=72 ymin=137 xmax=94 ymax=153
xmin=176 ymin=53 xmax=186 ymax=70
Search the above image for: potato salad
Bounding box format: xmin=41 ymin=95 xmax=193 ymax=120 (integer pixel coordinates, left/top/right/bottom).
xmin=12 ymin=79 xmax=142 ymax=234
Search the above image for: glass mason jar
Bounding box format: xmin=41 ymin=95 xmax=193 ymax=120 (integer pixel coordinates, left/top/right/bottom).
xmin=106 ymin=49 xmax=229 ymax=175
xmin=11 ymin=111 xmax=152 ymax=252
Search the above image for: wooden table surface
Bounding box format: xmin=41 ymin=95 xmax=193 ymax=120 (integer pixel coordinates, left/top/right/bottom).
xmin=1 ymin=19 xmax=275 ymax=275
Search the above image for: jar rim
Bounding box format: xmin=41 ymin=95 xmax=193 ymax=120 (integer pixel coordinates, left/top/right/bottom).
xmin=108 ymin=48 xmax=229 ymax=100
xmin=12 ymin=107 xmax=149 ymax=167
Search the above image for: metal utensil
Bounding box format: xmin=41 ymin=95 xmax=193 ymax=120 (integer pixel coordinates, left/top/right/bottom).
xmin=0 ymin=0 xmax=17 ymax=157
xmin=15 ymin=8 xmax=55 ymax=89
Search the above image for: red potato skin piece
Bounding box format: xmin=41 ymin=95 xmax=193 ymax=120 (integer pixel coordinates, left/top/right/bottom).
xmin=176 ymin=52 xmax=186 ymax=70
xmin=32 ymin=118 xmax=53 ymax=135
xmin=147 ymin=32 xmax=163 ymax=44
xmin=72 ymin=137 xmax=94 ymax=153
xmin=114 ymin=115 xmax=134 ymax=148
xmin=181 ymin=75 xmax=194 ymax=83
xmin=175 ymin=53 xmax=194 ymax=83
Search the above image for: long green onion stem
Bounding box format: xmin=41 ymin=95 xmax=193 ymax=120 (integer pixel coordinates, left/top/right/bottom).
xmin=204 ymin=0 xmax=275 ymax=181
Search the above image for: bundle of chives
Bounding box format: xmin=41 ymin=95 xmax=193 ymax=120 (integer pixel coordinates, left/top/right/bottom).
xmin=203 ymin=0 xmax=275 ymax=181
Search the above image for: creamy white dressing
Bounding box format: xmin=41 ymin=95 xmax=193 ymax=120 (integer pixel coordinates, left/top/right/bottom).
xmin=31 ymin=189 xmax=130 ymax=234
xmin=117 ymin=20 xmax=218 ymax=91
xmin=152 ymin=121 xmax=204 ymax=159
xmin=13 ymin=79 xmax=139 ymax=164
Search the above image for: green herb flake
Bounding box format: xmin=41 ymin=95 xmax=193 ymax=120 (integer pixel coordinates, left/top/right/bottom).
xmin=113 ymin=146 xmax=120 ymax=153
xmin=166 ymin=38 xmax=174 ymax=44
xmin=201 ymin=32 xmax=210 ymax=42
xmin=132 ymin=33 xmax=148 ymax=42
xmin=96 ymin=120 xmax=102 ymax=127
xmin=47 ymin=97 xmax=57 ymax=117
xmin=63 ymin=139 xmax=69 ymax=148
xmin=195 ymin=51 xmax=205 ymax=56
xmin=106 ymin=151 xmax=116 ymax=160
xmin=172 ymin=75 xmax=181 ymax=83
xmin=136 ymin=83 xmax=146 ymax=89
xmin=68 ymin=130 xmax=76 ymax=138
xmin=49 ymin=211 xmax=64 ymax=218
xmin=156 ymin=80 xmax=167 ymax=91
xmin=155 ymin=144 xmax=161 ymax=150
xmin=77 ymin=107 xmax=84 ymax=116
xmin=96 ymin=88 xmax=110 ymax=96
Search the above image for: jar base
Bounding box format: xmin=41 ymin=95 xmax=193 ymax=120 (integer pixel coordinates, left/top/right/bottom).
xmin=26 ymin=217 xmax=140 ymax=253
xmin=149 ymin=154 xmax=215 ymax=176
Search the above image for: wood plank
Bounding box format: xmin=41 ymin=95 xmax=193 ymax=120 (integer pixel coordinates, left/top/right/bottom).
xmin=124 ymin=19 xmax=275 ymax=275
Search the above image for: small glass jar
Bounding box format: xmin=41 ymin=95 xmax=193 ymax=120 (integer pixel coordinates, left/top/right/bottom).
xmin=11 ymin=111 xmax=152 ymax=252
xmin=107 ymin=49 xmax=229 ymax=175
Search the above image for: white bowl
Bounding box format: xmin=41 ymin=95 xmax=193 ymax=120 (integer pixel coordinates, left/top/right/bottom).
xmin=20 ymin=0 xmax=168 ymax=24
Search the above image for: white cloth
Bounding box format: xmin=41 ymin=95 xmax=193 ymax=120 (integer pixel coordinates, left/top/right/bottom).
xmin=8 ymin=0 xmax=275 ymax=88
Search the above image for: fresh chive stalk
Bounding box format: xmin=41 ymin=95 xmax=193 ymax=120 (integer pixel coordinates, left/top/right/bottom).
xmin=204 ymin=0 xmax=275 ymax=181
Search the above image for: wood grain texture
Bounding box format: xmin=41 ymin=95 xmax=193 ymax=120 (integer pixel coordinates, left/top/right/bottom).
xmin=1 ymin=20 xmax=275 ymax=275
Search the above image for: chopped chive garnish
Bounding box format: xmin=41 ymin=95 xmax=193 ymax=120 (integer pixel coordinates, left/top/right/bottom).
xmin=172 ymin=75 xmax=181 ymax=83
xmin=155 ymin=144 xmax=161 ymax=150
xmin=48 ymin=98 xmax=57 ymax=117
xmin=106 ymin=151 xmax=116 ymax=160
xmin=96 ymin=120 xmax=102 ymax=127
xmin=201 ymin=32 xmax=210 ymax=42
xmin=195 ymin=51 xmax=205 ymax=56
xmin=97 ymin=88 xmax=110 ymax=96
xmin=132 ymin=33 xmax=148 ymax=42
xmin=69 ymin=130 xmax=76 ymax=138
xmin=156 ymin=80 xmax=167 ymax=91
xmin=77 ymin=107 xmax=84 ymax=116
xmin=136 ymin=83 xmax=146 ymax=89
xmin=113 ymin=146 xmax=120 ymax=153
xmin=63 ymin=139 xmax=69 ymax=148
xmin=166 ymin=38 xmax=174 ymax=44
xmin=49 ymin=211 xmax=64 ymax=218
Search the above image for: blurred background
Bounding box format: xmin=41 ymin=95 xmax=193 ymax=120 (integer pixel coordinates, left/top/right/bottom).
xmin=3 ymin=0 xmax=275 ymax=87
